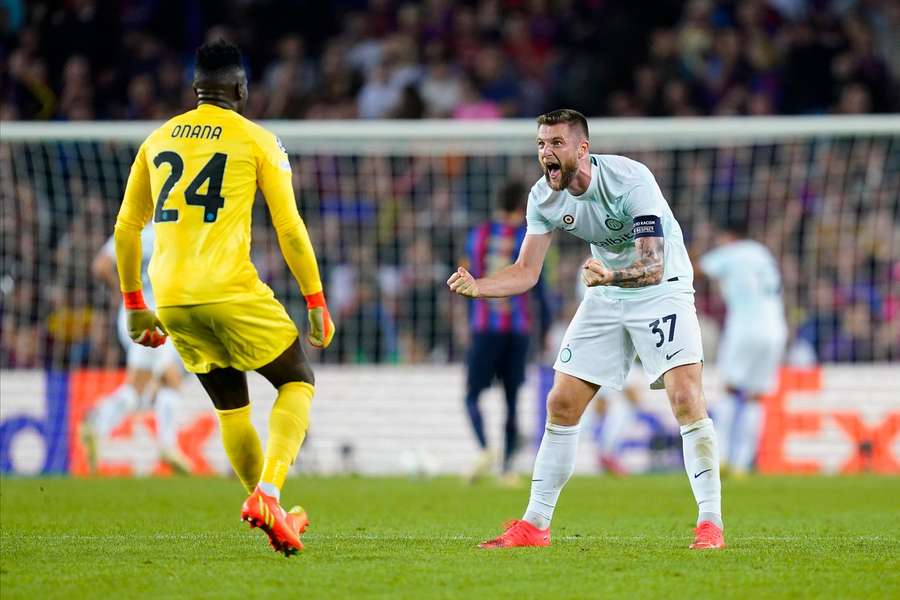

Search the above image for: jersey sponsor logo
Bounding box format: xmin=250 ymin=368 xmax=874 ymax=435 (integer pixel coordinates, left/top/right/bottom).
xmin=171 ymin=124 xmax=222 ymax=140
xmin=590 ymin=230 xmax=636 ymax=248
xmin=605 ymin=216 xmax=624 ymax=231
xmin=560 ymin=346 xmax=572 ymax=363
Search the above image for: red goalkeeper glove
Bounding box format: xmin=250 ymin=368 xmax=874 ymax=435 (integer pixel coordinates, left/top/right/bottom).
xmin=304 ymin=291 xmax=335 ymax=349
xmin=123 ymin=291 xmax=168 ymax=348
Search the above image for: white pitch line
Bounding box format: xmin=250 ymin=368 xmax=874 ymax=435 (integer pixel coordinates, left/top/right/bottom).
xmin=8 ymin=533 xmax=896 ymax=543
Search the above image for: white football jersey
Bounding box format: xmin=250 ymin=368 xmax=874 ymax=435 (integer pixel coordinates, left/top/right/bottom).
xmin=700 ymin=239 xmax=787 ymax=338
xmin=526 ymin=154 xmax=694 ymax=299
xmin=103 ymin=224 xmax=157 ymax=308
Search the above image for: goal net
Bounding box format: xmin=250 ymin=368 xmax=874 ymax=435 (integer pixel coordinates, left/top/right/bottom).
xmin=1 ymin=116 xmax=898 ymax=476
xmin=3 ymin=116 xmax=897 ymax=369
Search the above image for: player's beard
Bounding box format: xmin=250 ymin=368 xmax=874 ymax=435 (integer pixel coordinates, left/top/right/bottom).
xmin=544 ymin=155 xmax=577 ymax=191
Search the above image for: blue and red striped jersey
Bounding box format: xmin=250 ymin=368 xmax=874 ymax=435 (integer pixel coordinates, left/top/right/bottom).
xmin=466 ymin=220 xmax=531 ymax=334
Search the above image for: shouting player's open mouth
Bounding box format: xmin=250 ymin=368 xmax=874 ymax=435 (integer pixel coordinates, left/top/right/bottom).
xmin=544 ymin=158 xmax=562 ymax=187
xmin=544 ymin=156 xmax=572 ymax=190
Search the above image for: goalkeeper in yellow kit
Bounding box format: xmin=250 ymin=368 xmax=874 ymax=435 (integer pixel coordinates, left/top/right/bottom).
xmin=114 ymin=40 xmax=333 ymax=556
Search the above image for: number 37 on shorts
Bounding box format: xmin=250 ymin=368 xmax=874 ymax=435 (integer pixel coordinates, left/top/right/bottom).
xmin=553 ymin=290 xmax=704 ymax=391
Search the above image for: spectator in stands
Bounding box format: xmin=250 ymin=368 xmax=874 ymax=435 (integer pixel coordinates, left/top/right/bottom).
xmin=334 ymin=273 xmax=398 ymax=364
xmin=398 ymin=237 xmax=450 ymax=363
xmin=0 ymin=0 xmax=897 ymax=371
xmin=452 ymin=75 xmax=501 ymax=120
xmin=261 ymin=35 xmax=316 ymax=118
xmin=3 ymin=0 xmax=898 ymax=121
xmin=419 ymin=53 xmax=464 ymax=118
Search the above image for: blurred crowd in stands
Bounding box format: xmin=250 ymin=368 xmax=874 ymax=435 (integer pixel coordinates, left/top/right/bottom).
xmin=2 ymin=137 xmax=897 ymax=369
xmin=0 ymin=0 xmax=897 ymax=370
xmin=1 ymin=0 xmax=898 ymax=121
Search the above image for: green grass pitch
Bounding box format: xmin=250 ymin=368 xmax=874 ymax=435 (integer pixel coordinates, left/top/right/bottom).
xmin=1 ymin=475 xmax=898 ymax=599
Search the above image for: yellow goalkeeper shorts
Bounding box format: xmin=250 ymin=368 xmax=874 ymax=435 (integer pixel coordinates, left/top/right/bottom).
xmin=157 ymin=292 xmax=299 ymax=374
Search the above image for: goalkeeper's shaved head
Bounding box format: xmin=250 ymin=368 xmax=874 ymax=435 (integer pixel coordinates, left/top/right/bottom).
xmin=193 ymin=39 xmax=248 ymax=113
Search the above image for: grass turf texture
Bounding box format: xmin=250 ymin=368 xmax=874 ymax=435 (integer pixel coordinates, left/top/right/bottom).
xmin=1 ymin=475 xmax=898 ymax=599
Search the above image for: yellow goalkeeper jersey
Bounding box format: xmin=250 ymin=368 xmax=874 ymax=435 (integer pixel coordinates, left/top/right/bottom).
xmin=114 ymin=103 xmax=321 ymax=307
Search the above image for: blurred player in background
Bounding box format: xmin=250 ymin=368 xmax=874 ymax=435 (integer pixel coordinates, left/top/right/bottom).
xmin=591 ymin=372 xmax=641 ymax=476
xmin=571 ymin=264 xmax=641 ymax=476
xmin=700 ymin=217 xmax=787 ymax=476
xmin=463 ymin=180 xmax=532 ymax=485
xmin=450 ymin=109 xmax=725 ymax=550
xmin=82 ymin=225 xmax=190 ymax=473
xmin=113 ymin=40 xmax=334 ymax=556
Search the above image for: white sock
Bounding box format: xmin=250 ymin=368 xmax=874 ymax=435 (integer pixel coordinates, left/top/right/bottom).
xmin=733 ymin=401 xmax=763 ymax=471
xmin=598 ymin=396 xmax=633 ymax=457
xmin=154 ymin=387 xmax=180 ymax=451
xmin=523 ymin=422 xmax=581 ymax=530
xmin=713 ymin=391 xmax=739 ymax=466
xmin=91 ymin=384 xmax=139 ymax=437
xmin=680 ymin=418 xmax=723 ymax=528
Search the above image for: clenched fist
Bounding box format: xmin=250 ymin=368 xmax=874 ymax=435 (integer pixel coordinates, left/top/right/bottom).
xmin=126 ymin=307 xmax=168 ymax=347
xmin=582 ymin=258 xmax=614 ymax=287
xmin=304 ymin=291 xmax=335 ymax=349
xmin=447 ymin=267 xmax=480 ymax=298
xmin=122 ymin=290 xmax=168 ymax=347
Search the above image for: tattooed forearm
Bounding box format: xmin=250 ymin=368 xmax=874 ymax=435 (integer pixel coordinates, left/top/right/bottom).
xmin=610 ymin=237 xmax=665 ymax=288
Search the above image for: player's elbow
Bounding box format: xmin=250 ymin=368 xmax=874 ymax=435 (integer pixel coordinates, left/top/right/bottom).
xmin=521 ymin=266 xmax=541 ymax=291
xmin=514 ymin=262 xmax=541 ymax=291
xmin=113 ymin=221 xmax=141 ymax=241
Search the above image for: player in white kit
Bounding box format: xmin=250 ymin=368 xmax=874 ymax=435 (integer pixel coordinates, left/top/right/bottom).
xmin=449 ymin=109 xmax=725 ymax=550
xmin=700 ymin=219 xmax=787 ymax=475
xmin=82 ymin=224 xmax=190 ymax=473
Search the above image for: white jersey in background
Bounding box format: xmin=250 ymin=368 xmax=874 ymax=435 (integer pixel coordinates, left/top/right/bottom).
xmin=528 ymin=154 xmax=703 ymax=390
xmin=700 ymin=239 xmax=787 ymax=393
xmin=103 ymin=224 xmax=157 ymax=307
xmin=102 ymin=225 xmax=180 ymax=374
xmin=527 ymin=154 xmax=694 ymax=299
xmin=700 ymin=240 xmax=786 ymax=338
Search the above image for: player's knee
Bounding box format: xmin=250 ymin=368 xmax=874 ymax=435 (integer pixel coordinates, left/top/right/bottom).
xmin=546 ymin=389 xmax=581 ymax=424
xmin=294 ymin=363 xmax=315 ymax=387
xmin=160 ymin=367 xmax=181 ymax=389
xmin=669 ymin=387 xmax=703 ymax=421
xmin=128 ymin=370 xmax=153 ymax=394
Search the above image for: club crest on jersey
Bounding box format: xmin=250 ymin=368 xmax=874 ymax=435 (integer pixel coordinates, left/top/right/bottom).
xmin=605 ymin=216 xmax=624 ymax=231
xmin=562 ymin=214 xmax=576 ymax=230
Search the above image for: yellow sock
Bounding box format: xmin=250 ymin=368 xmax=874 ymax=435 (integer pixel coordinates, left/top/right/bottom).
xmin=215 ymin=404 xmax=263 ymax=494
xmin=260 ymin=382 xmax=314 ymax=491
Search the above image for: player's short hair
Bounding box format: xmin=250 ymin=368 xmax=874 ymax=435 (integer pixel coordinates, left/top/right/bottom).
xmin=536 ymin=109 xmax=589 ymax=140
xmin=195 ymin=39 xmax=243 ymax=74
xmin=720 ymin=212 xmax=750 ymax=237
xmin=497 ymin=179 xmax=526 ymax=214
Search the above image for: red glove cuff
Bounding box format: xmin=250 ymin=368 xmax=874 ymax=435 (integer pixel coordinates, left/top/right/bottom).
xmin=123 ymin=290 xmax=147 ymax=310
xmin=304 ymin=291 xmax=327 ymax=309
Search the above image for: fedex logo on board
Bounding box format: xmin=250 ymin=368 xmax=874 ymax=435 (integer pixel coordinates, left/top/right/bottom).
xmin=0 ymin=370 xmax=217 ymax=476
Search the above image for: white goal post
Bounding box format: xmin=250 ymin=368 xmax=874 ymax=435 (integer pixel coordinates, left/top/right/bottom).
xmin=3 ymin=114 xmax=899 ymax=150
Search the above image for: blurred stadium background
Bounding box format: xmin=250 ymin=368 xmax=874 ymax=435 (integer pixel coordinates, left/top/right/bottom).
xmin=1 ymin=0 xmax=898 ymax=479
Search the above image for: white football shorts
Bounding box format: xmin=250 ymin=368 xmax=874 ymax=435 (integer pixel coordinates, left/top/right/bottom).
xmin=117 ymin=308 xmax=182 ymax=375
xmin=553 ymin=290 xmax=704 ymax=390
xmin=717 ymin=325 xmax=786 ymax=394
